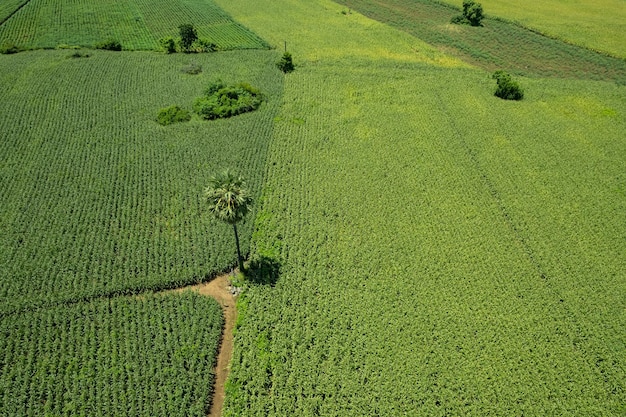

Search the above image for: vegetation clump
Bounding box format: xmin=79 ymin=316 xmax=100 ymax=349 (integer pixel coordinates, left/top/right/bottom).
xmin=66 ymin=50 xmax=91 ymax=59
xmin=157 ymin=105 xmax=191 ymax=125
xmin=277 ymin=52 xmax=295 ymax=73
xmin=159 ymin=36 xmax=177 ymax=54
xmin=160 ymin=24 xmax=217 ymax=53
xmin=181 ymin=62 xmax=202 ymax=75
xmin=0 ymin=42 xmax=21 ymax=54
xmin=193 ymin=80 xmax=263 ymax=120
xmin=451 ymin=0 xmax=484 ymax=26
xmin=492 ymin=70 xmax=524 ymax=100
xmin=179 ymin=23 xmax=198 ymax=52
xmin=95 ymin=38 xmax=122 ymax=51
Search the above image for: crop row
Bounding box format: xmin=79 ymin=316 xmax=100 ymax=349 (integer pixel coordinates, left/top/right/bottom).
xmin=0 ymin=291 xmax=223 ymax=417
xmin=0 ymin=49 xmax=283 ymax=314
xmin=0 ymin=0 xmax=268 ymax=50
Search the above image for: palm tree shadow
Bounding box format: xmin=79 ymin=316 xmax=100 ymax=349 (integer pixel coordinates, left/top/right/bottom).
xmin=244 ymin=255 xmax=281 ymax=286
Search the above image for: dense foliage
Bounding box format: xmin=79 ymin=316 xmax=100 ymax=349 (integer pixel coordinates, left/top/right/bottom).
xmin=0 ymin=0 xmax=269 ymax=51
xmin=451 ymin=0 xmax=484 ymax=26
xmin=0 ymin=49 xmax=283 ymax=314
xmin=277 ymin=52 xmax=295 ymax=73
xmin=492 ymin=70 xmax=523 ymax=100
xmin=193 ymin=80 xmax=263 ymax=120
xmin=95 ymin=38 xmax=122 ymax=51
xmin=179 ymin=23 xmax=198 ymax=52
xmin=0 ymin=292 xmax=223 ymax=417
xmin=157 ymin=105 xmax=191 ymax=125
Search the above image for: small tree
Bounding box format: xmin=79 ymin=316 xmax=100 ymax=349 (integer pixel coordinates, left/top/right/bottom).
xmin=205 ymin=170 xmax=253 ymax=271
xmin=179 ymin=24 xmax=198 ymax=52
xmin=492 ymin=70 xmax=524 ymax=100
xmin=464 ymin=0 xmax=484 ymax=26
xmin=277 ymin=52 xmax=295 ymax=73
xmin=451 ymin=0 xmax=484 ymax=26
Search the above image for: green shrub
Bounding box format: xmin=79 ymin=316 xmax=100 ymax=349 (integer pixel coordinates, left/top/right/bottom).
xmin=277 ymin=52 xmax=295 ymax=73
xmin=193 ymin=38 xmax=217 ymax=53
xmin=66 ymin=51 xmax=91 ymax=59
xmin=451 ymin=0 xmax=484 ymax=26
xmin=157 ymin=105 xmax=191 ymax=125
xmin=0 ymin=43 xmax=21 ymax=54
xmin=193 ymin=80 xmax=263 ymax=120
xmin=492 ymin=70 xmax=524 ymax=100
xmin=159 ymin=37 xmax=176 ymax=54
xmin=95 ymin=39 xmax=122 ymax=51
xmin=181 ymin=62 xmax=202 ymax=75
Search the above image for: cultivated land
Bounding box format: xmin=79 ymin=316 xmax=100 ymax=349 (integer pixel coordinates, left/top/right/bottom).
xmin=216 ymin=0 xmax=626 ymax=415
xmin=436 ymin=0 xmax=626 ymax=58
xmin=0 ymin=0 xmax=268 ymax=50
xmin=0 ymin=0 xmax=280 ymax=414
xmin=1 ymin=0 xmax=625 ymax=415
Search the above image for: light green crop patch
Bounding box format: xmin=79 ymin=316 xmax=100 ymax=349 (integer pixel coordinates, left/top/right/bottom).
xmin=215 ymin=0 xmax=467 ymax=67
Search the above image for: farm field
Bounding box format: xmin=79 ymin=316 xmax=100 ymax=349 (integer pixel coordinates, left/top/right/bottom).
xmin=0 ymin=0 xmax=268 ymax=51
xmin=216 ymin=0 xmax=626 ymax=415
xmin=335 ymin=0 xmax=626 ymax=82
xmin=0 ymin=49 xmax=283 ymax=314
xmin=0 ymin=291 xmax=223 ymax=417
xmin=436 ymin=0 xmax=626 ymax=58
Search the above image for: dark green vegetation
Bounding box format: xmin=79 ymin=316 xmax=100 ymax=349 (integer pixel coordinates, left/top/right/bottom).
xmin=451 ymin=0 xmax=484 ymax=26
xmin=277 ymin=52 xmax=295 ymax=73
xmin=492 ymin=70 xmax=523 ymax=100
xmin=0 ymin=292 xmax=223 ymax=417
xmin=157 ymin=105 xmax=192 ymax=125
xmin=178 ymin=23 xmax=198 ymax=51
xmin=0 ymin=0 xmax=269 ymax=51
xmin=95 ymin=38 xmax=123 ymax=51
xmin=335 ymin=0 xmax=626 ymax=82
xmin=193 ymin=80 xmax=263 ymax=120
xmin=0 ymin=50 xmax=283 ymax=315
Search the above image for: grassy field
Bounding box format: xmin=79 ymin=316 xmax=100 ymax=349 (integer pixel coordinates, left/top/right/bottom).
xmin=0 ymin=292 xmax=223 ymax=417
xmin=215 ymin=0 xmax=626 ymax=415
xmin=0 ymin=49 xmax=283 ymax=314
xmin=335 ymin=0 xmax=626 ymax=82
xmin=436 ymin=0 xmax=626 ymax=58
xmin=0 ymin=0 xmax=268 ymax=50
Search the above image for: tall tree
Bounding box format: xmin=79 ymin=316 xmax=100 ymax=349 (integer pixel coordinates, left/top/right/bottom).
xmin=205 ymin=170 xmax=253 ymax=271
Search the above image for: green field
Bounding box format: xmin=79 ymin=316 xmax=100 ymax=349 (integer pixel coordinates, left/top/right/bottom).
xmin=0 ymin=292 xmax=223 ymax=417
xmin=335 ymin=0 xmax=626 ymax=82
xmin=0 ymin=49 xmax=283 ymax=314
xmin=0 ymin=0 xmax=268 ymax=50
xmin=436 ymin=0 xmax=626 ymax=58
xmin=215 ymin=0 xmax=626 ymax=415
xmin=1 ymin=0 xmax=625 ymax=415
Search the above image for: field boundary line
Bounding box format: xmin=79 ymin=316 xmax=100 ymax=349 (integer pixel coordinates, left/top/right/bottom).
xmin=0 ymin=0 xmax=32 ymax=27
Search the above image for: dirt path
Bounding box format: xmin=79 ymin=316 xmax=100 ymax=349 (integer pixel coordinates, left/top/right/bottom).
xmin=171 ymin=273 xmax=237 ymax=417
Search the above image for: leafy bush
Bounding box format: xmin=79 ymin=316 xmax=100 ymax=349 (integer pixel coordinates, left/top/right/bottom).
xmin=451 ymin=0 xmax=484 ymax=26
xmin=157 ymin=105 xmax=192 ymax=125
xmin=277 ymin=52 xmax=295 ymax=73
xmin=0 ymin=43 xmax=21 ymax=54
xmin=95 ymin=38 xmax=122 ymax=51
xmin=193 ymin=80 xmax=263 ymax=120
xmin=492 ymin=70 xmax=524 ymax=100
xmin=193 ymin=38 xmax=217 ymax=53
xmin=181 ymin=62 xmax=202 ymax=75
xmin=159 ymin=37 xmax=176 ymax=54
xmin=179 ymin=23 xmax=198 ymax=52
xmin=66 ymin=51 xmax=91 ymax=59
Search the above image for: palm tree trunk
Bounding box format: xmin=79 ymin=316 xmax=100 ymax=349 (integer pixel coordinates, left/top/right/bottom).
xmin=233 ymin=223 xmax=244 ymax=271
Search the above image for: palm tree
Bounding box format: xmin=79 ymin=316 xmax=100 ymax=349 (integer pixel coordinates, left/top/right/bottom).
xmin=205 ymin=169 xmax=253 ymax=271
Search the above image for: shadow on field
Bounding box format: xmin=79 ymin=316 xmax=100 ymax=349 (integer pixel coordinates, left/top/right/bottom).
xmin=244 ymin=255 xmax=281 ymax=286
